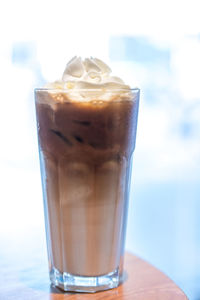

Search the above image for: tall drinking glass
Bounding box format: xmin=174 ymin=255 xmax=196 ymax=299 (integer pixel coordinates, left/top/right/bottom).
xmin=35 ymin=88 xmax=139 ymax=292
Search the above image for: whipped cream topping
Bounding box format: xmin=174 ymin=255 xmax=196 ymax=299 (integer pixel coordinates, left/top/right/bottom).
xmin=40 ymin=57 xmax=134 ymax=104
xmin=46 ymin=56 xmax=130 ymax=91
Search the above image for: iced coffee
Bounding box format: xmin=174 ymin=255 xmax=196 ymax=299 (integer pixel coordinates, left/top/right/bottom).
xmin=35 ymin=57 xmax=139 ymax=292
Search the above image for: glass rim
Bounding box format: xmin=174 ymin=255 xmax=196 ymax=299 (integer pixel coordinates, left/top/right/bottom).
xmin=34 ymin=87 xmax=140 ymax=92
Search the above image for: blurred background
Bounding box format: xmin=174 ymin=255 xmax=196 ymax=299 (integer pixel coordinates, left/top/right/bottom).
xmin=0 ymin=0 xmax=200 ymax=299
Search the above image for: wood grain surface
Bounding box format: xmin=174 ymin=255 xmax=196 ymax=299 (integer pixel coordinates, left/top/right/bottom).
xmin=0 ymin=248 xmax=188 ymax=300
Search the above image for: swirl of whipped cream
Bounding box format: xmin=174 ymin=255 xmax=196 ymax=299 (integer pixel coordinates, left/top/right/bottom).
xmin=43 ymin=57 xmax=133 ymax=103
xmin=47 ymin=56 xmax=130 ymax=90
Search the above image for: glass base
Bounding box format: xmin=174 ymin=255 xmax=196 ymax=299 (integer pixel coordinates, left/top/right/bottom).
xmin=50 ymin=267 xmax=121 ymax=293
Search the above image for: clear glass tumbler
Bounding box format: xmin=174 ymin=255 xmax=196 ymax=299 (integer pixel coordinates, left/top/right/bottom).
xmin=35 ymin=88 xmax=140 ymax=292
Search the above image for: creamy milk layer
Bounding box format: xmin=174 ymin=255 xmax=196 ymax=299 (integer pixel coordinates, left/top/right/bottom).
xmin=35 ymin=57 xmax=139 ymax=280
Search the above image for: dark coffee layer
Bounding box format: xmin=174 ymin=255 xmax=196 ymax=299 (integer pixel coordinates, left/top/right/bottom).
xmin=36 ymin=99 xmax=138 ymax=163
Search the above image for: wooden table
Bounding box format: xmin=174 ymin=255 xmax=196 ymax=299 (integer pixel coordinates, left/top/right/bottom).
xmin=0 ymin=238 xmax=188 ymax=300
